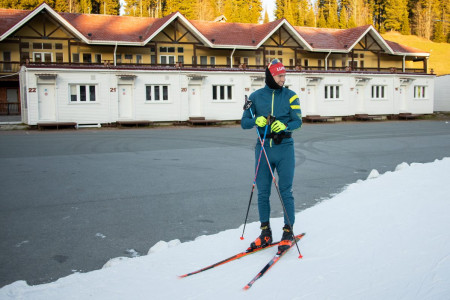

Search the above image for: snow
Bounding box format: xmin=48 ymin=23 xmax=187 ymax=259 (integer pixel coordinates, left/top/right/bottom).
xmin=1 ymin=158 xmax=450 ymax=299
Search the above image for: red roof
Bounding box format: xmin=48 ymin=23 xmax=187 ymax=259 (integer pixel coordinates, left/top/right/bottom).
xmin=0 ymin=5 xmax=428 ymax=56
xmin=190 ymin=19 xmax=283 ymax=46
xmin=384 ymin=40 xmax=427 ymax=54
xmin=293 ymin=25 xmax=371 ymax=50
xmin=0 ymin=8 xmax=32 ymax=36
xmin=59 ymin=12 xmax=159 ymax=42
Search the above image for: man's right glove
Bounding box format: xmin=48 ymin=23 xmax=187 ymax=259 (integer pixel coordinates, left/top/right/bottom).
xmin=255 ymin=116 xmax=267 ymax=127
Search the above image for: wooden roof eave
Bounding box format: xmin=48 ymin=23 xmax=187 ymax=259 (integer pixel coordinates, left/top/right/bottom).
xmin=256 ymin=20 xmax=313 ymax=51
xmin=143 ymin=12 xmax=213 ymax=48
xmin=347 ymin=26 xmax=394 ymax=55
xmin=0 ymin=3 xmax=90 ymax=43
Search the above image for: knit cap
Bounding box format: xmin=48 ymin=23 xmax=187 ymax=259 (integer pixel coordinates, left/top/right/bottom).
xmin=268 ymin=59 xmax=286 ymax=76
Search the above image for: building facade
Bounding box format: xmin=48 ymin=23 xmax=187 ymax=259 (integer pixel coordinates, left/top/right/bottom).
xmin=0 ymin=4 xmax=434 ymax=125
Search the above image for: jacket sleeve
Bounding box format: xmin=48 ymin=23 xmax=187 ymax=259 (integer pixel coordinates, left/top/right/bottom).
xmin=241 ymin=97 xmax=256 ymax=130
xmin=286 ymin=92 xmax=302 ymax=131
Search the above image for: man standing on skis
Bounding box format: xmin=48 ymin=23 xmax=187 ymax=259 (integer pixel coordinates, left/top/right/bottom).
xmin=241 ymin=58 xmax=302 ymax=252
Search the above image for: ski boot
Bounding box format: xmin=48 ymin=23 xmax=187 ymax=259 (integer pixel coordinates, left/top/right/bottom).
xmin=249 ymin=222 xmax=273 ymax=250
xmin=278 ymin=224 xmax=294 ymax=252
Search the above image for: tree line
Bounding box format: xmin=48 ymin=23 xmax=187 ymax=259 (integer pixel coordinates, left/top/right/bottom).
xmin=1 ymin=0 xmax=448 ymax=42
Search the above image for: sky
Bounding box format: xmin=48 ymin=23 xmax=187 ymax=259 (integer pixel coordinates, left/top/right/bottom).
xmin=1 ymin=157 xmax=449 ymax=299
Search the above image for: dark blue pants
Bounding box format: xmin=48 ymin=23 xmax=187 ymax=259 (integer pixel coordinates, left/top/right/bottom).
xmin=255 ymin=140 xmax=295 ymax=226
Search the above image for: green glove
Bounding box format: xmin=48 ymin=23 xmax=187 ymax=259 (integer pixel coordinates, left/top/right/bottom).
xmin=255 ymin=116 xmax=267 ymax=127
xmin=271 ymin=120 xmax=287 ymax=133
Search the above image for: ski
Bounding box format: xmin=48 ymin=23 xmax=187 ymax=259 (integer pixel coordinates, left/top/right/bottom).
xmin=178 ymin=234 xmax=304 ymax=278
xmin=243 ymin=233 xmax=305 ymax=290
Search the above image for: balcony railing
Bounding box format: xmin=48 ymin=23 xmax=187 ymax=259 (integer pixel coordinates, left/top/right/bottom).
xmin=0 ymin=102 xmax=20 ymax=115
xmin=0 ymin=61 xmax=427 ymax=75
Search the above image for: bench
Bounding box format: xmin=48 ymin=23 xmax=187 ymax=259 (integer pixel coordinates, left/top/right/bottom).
xmin=355 ymin=114 xmax=384 ymax=121
xmin=37 ymin=122 xmax=77 ymax=130
xmin=116 ymin=120 xmax=153 ymax=127
xmin=187 ymin=117 xmax=220 ymax=126
xmin=398 ymin=113 xmax=420 ymax=120
xmin=304 ymin=115 xmax=335 ymax=122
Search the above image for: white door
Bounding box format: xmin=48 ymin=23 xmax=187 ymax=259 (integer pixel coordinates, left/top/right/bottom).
xmin=306 ymin=86 xmax=317 ymax=115
xmin=38 ymin=84 xmax=56 ymax=120
xmin=118 ymin=84 xmax=133 ymax=119
xmin=399 ymin=87 xmax=407 ymax=112
xmin=356 ymin=87 xmax=365 ymax=113
xmin=188 ymin=86 xmax=202 ymax=117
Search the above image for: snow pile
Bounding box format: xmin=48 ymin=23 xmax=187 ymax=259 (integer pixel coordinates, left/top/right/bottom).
xmin=1 ymin=158 xmax=450 ymax=300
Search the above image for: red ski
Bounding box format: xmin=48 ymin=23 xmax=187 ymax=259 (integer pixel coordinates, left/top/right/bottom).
xmin=179 ymin=234 xmax=304 ymax=278
xmin=244 ymin=233 xmax=305 ymax=290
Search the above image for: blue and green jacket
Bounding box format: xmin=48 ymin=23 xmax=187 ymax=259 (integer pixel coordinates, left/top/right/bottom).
xmin=241 ymin=85 xmax=302 ymax=145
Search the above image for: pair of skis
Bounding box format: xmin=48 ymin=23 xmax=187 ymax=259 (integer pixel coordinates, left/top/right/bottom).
xmin=179 ymin=233 xmax=305 ymax=290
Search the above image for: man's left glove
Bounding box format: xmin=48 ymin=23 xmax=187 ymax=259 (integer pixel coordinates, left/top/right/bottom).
xmin=271 ymin=120 xmax=287 ymax=133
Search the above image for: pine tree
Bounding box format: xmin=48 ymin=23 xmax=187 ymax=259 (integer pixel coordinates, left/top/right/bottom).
xmin=263 ymin=7 xmax=269 ymax=23
xmin=339 ymin=5 xmax=349 ymax=28
xmin=384 ymin=0 xmax=408 ymax=32
xmin=326 ymin=0 xmax=339 ymax=28
xmin=317 ymin=7 xmax=327 ymax=27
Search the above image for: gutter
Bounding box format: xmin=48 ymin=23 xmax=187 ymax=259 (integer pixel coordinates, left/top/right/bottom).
xmin=325 ymin=51 xmax=331 ymax=70
xmin=230 ymin=47 xmax=236 ymax=68
xmin=114 ymin=42 xmax=118 ymax=66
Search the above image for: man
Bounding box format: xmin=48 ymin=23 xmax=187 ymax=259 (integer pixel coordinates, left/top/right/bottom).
xmin=241 ymin=58 xmax=302 ymax=251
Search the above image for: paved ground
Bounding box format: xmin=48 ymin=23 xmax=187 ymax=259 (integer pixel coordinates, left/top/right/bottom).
xmin=1 ymin=120 xmax=449 ymax=287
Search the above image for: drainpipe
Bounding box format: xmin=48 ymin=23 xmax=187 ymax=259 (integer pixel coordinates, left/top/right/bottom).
xmin=230 ymin=47 xmax=236 ymax=68
xmin=114 ymin=42 xmax=118 ymax=66
xmin=325 ymin=51 xmax=331 ymax=71
xmin=402 ymin=55 xmax=406 ymax=73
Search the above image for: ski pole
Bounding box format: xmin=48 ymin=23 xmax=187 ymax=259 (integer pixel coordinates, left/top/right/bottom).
xmin=243 ymin=97 xmax=302 ymax=258
xmin=240 ymin=100 xmax=269 ymax=240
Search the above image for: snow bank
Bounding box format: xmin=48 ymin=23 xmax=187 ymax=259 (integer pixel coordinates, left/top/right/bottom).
xmin=1 ymin=159 xmax=449 ymax=300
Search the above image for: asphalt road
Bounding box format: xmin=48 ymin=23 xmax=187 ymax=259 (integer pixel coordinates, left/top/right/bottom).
xmin=1 ymin=120 xmax=449 ymax=287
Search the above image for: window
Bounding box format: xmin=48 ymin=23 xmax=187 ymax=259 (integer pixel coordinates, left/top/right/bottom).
xmin=95 ymin=54 xmax=102 ymax=63
xmin=83 ymin=53 xmax=92 ymax=63
xmin=72 ymin=53 xmax=80 ymax=63
xmin=33 ymin=52 xmax=52 ymax=62
xmin=124 ymin=54 xmax=133 ymax=61
xmin=21 ymin=52 xmax=30 ymax=63
xmin=21 ymin=42 xmax=29 ymax=49
xmin=210 ymin=57 xmax=216 ymax=66
xmin=160 ymin=47 xmax=167 ymax=53
xmin=55 ymin=43 xmax=63 ymax=50
xmin=324 ymin=85 xmax=340 ymax=100
xmin=56 ymin=53 xmax=63 ymax=63
xmin=200 ymin=56 xmax=207 ymax=65
xmin=136 ymin=54 xmax=142 ymax=64
xmin=43 ymin=43 xmax=52 ymax=50
xmin=167 ymin=47 xmax=175 ymax=53
xmin=116 ymin=54 xmax=122 ymax=63
xmin=177 ymin=47 xmax=184 ymax=53
xmin=33 ymin=43 xmax=43 ymax=49
xmin=178 ymin=55 xmax=184 ymax=63
xmin=414 ymin=86 xmax=427 ymax=99
xmin=371 ymin=85 xmax=386 ymax=99
xmin=212 ymin=85 xmax=233 ymax=101
xmin=70 ymin=84 xmax=97 ymax=102
xmin=160 ymin=55 xmax=175 ymax=64
xmin=146 ymin=85 xmax=169 ymax=101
